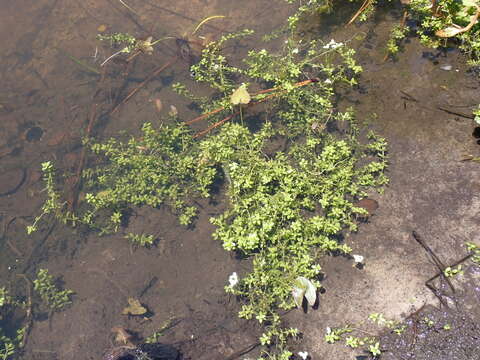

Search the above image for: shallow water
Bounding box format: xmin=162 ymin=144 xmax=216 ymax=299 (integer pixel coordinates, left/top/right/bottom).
xmin=0 ymin=1 xmax=299 ymax=359
xmin=1 ymin=1 xmax=480 ymax=360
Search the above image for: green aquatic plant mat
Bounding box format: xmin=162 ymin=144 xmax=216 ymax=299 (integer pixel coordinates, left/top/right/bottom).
xmin=204 ymin=120 xmax=387 ymax=357
xmin=81 ymin=122 xmax=216 ymax=231
xmin=28 ymin=123 xmax=217 ymax=236
xmin=28 ymin=27 xmax=388 ymax=358
xmin=0 ymin=287 xmax=26 ymax=360
xmin=176 ymin=29 xmax=387 ymax=357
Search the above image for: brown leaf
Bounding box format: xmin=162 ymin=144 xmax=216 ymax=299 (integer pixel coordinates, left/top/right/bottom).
xmin=111 ymin=326 xmax=134 ymax=346
xmin=121 ymin=298 xmax=147 ymax=316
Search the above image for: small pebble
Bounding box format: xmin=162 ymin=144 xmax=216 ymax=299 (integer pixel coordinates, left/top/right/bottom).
xmin=440 ymin=65 xmax=452 ymax=71
xmin=169 ymin=105 xmax=178 ymax=117
xmin=154 ymin=98 xmax=163 ymax=113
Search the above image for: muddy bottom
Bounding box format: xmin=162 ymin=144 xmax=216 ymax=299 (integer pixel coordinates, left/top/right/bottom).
xmin=379 ymin=260 xmax=480 ymax=360
xmin=1 ymin=1 xmax=480 ymax=360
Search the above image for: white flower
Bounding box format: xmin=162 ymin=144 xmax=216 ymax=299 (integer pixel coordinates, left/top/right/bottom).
xmin=324 ymin=78 xmax=332 ymax=84
xmin=298 ymin=351 xmax=309 ymax=360
xmin=323 ymin=39 xmax=344 ymax=49
xmin=352 ymin=254 xmax=364 ymax=264
xmin=228 ymin=272 xmax=239 ymax=287
xmin=292 ymin=48 xmax=299 ymax=54
xmin=326 ymin=326 xmax=332 ymax=334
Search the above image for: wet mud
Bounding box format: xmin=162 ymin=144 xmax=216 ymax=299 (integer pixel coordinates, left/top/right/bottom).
xmin=379 ymin=259 xmax=480 ymax=360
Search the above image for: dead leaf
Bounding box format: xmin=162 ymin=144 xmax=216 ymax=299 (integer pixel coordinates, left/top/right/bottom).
xmin=137 ymin=37 xmax=154 ymax=54
xmin=230 ymin=84 xmax=251 ymax=105
xmin=121 ymin=298 xmax=147 ymax=316
xmin=111 ymin=326 xmax=134 ymax=346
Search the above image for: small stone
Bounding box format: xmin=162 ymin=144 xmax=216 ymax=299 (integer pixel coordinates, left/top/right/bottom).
xmin=169 ymin=105 xmax=178 ymax=117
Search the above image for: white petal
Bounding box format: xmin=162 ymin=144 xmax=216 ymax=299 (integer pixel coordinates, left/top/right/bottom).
xmin=298 ymin=351 xmax=309 ymax=360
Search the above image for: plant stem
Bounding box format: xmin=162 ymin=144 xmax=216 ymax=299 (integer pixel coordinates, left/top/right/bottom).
xmin=101 ymin=48 xmax=126 ymax=66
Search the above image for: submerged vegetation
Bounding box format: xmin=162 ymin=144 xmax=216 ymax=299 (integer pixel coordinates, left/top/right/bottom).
xmin=0 ymin=288 xmax=25 ymax=360
xmin=21 ymin=0 xmax=480 ymax=358
xmin=27 ymin=21 xmax=388 ymax=357
xmin=33 ymin=269 xmax=74 ymax=311
xmin=346 ymin=0 xmax=480 ymax=64
xmin=1 ymin=270 xmax=73 ymax=359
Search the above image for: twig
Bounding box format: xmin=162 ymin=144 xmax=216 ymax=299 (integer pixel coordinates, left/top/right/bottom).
xmin=7 ymin=239 xmax=22 ymax=257
xmin=193 ymin=112 xmax=237 ymax=139
xmin=67 ymin=103 xmax=97 ymax=212
xmin=399 ymin=90 xmax=418 ymax=102
xmin=101 ymin=48 xmax=126 ymax=67
xmin=186 ymin=78 xmax=320 ymax=128
xmin=105 ymin=0 xmax=148 ymax=34
xmin=0 ymin=216 xmax=22 ymax=256
xmin=117 ymin=0 xmax=138 ymax=14
xmin=0 ymin=216 xmax=15 ymax=240
xmin=347 ymin=0 xmax=372 ymax=25
xmin=185 ymin=107 xmax=227 ymax=125
xmin=137 ymin=0 xmax=224 ymax=33
xmin=139 ymin=276 xmax=158 ymax=298
xmin=436 ymin=106 xmax=474 ymax=119
xmin=411 ymin=231 xmax=455 ymax=294
xmin=66 ymin=66 xmax=107 ymax=213
xmin=225 ymin=342 xmax=261 ymax=360
xmin=110 ymin=57 xmax=177 ymax=115
xmin=61 ymin=49 xmax=101 ymax=75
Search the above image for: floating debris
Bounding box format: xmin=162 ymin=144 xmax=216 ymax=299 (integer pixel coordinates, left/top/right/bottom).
xmin=121 ymin=298 xmax=147 ymax=316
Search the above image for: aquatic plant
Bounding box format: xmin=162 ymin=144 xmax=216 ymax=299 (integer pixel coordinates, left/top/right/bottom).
xmin=27 ymin=122 xmax=217 ymax=236
xmin=125 ymin=233 xmax=155 ymax=247
xmin=81 ymin=122 xmax=216 ymax=232
xmin=26 ymin=161 xmax=67 ymax=235
xmin=207 ymin=121 xmax=387 ymax=356
xmin=27 ymin=5 xmax=390 ymax=355
xmin=28 ymin=23 xmax=388 ymax=357
xmin=0 ymin=288 xmax=26 ymax=360
xmin=179 ymin=30 xmax=363 ymax=137
xmin=345 ymin=0 xmax=480 ymax=64
xmin=324 ymin=312 xmax=406 ymax=358
xmin=175 ymin=30 xmax=388 ymax=357
xmin=284 ymin=0 xmax=334 ymax=29
xmin=33 ymin=269 xmax=74 ymax=311
xmin=466 ymin=241 xmax=480 ymax=264
xmin=97 ymin=32 xmax=155 ymax=65
xmin=97 ymin=15 xmax=225 ymax=66
xmin=473 ymin=105 xmax=480 ymax=124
